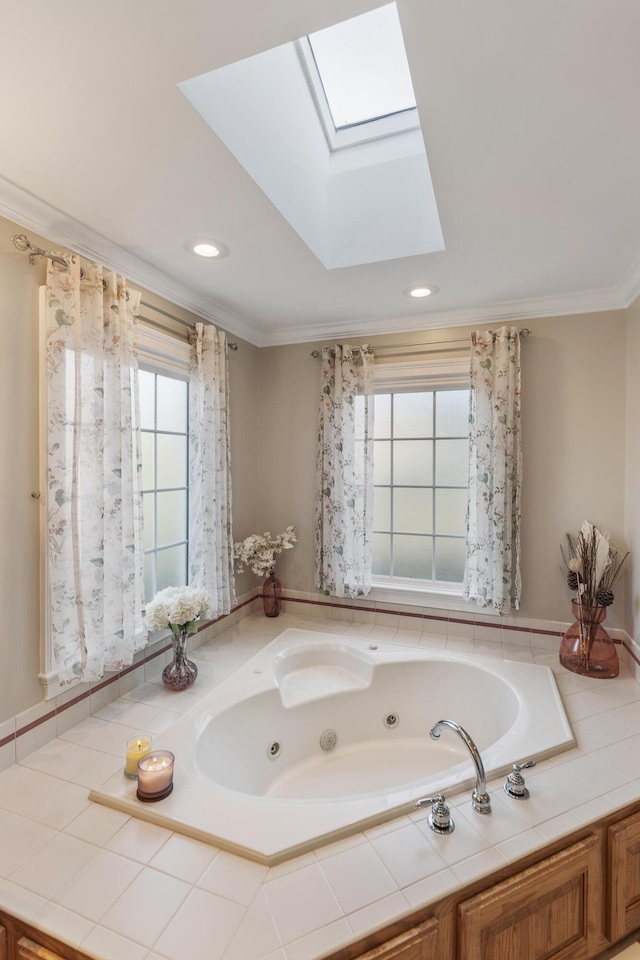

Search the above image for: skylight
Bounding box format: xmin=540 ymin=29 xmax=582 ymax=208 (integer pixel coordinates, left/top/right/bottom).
xmin=308 ymin=4 xmax=417 ymax=131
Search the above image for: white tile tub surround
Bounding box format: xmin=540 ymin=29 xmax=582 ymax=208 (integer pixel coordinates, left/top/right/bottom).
xmin=90 ymin=628 xmax=574 ymax=862
xmin=0 ymin=610 xmax=638 ymax=960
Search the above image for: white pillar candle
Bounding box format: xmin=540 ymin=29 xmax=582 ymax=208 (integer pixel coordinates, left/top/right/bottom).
xmin=136 ymin=751 xmax=175 ymax=802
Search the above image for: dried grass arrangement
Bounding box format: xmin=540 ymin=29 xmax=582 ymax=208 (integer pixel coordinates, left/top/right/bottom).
xmin=561 ymin=521 xmax=628 ymax=609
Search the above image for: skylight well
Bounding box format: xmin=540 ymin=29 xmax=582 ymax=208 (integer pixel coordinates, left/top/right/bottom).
xmin=178 ymin=2 xmax=444 ymax=269
xmin=308 ymin=4 xmax=417 ymax=131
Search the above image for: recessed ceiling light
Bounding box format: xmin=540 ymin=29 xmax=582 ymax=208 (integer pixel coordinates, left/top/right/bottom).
xmin=403 ymin=284 xmax=439 ymax=299
xmin=184 ymin=238 xmax=229 ymax=259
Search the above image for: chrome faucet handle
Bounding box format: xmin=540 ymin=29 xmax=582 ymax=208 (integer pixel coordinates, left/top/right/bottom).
xmin=415 ymin=792 xmax=455 ymax=834
xmin=504 ymin=759 xmax=536 ymax=800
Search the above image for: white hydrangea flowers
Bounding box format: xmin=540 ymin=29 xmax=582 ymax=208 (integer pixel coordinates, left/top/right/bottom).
xmin=145 ymin=585 xmax=212 ymax=634
xmin=234 ymin=526 xmax=297 ymax=579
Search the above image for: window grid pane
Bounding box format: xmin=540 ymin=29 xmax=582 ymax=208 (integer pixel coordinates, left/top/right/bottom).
xmin=140 ymin=367 xmax=189 ymax=602
xmin=373 ymin=388 xmax=469 ymax=584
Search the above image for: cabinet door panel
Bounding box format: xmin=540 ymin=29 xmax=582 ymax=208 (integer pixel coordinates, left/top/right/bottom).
xmin=357 ymin=918 xmax=439 ymax=959
xmin=609 ymin=811 xmax=640 ymax=941
xmin=458 ymin=836 xmax=602 ymax=960
xmin=0 ymin=924 xmax=6 ymax=960
xmin=17 ymin=937 xmax=66 ymax=960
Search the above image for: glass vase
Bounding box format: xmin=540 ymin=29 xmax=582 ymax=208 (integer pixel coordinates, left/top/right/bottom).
xmin=162 ymin=628 xmax=198 ymax=690
xmin=263 ymin=575 xmax=282 ymax=617
xmin=559 ymin=601 xmax=619 ymax=678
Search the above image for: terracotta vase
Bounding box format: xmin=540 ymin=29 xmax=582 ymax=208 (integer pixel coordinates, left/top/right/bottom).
xmin=162 ymin=629 xmax=198 ymax=690
xmin=263 ymin=575 xmax=282 ymax=617
xmin=559 ymin=601 xmax=618 ymax=678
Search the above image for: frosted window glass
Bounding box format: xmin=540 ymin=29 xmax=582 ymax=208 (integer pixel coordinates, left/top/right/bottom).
xmin=394 ymin=392 xmax=432 ymax=438
xmin=435 ymin=537 xmax=466 ymax=582
xmin=436 ymin=390 xmax=469 ymax=437
xmin=157 ymin=435 xmax=188 ymax=489
xmin=435 ymin=439 xmax=469 ymax=486
xmin=156 ymin=545 xmax=188 ymax=592
xmin=394 ymin=535 xmax=432 ymax=579
xmin=373 ymin=533 xmax=391 ymax=576
xmin=393 ymin=440 xmax=433 ymax=485
xmin=393 ymin=488 xmax=432 ymax=533
xmin=144 ymin=555 xmax=155 ymax=602
xmin=157 ymin=376 xmax=188 ymax=433
xmin=374 ymin=440 xmax=391 ymax=484
xmin=139 ymin=369 xmax=155 ymax=430
xmin=374 ymin=394 xmax=391 ymax=439
xmin=143 ymin=493 xmax=155 ymax=549
xmin=435 ymin=489 xmax=467 ymax=535
xmin=157 ymin=491 xmax=187 ymax=547
xmin=374 ymin=487 xmax=391 ymax=531
xmin=141 ymin=433 xmax=155 ymax=490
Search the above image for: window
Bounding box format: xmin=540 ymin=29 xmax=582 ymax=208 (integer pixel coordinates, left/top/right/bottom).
xmin=371 ymin=361 xmax=470 ymax=589
xmin=139 ymin=365 xmax=189 ymax=602
xmin=307 ymin=3 xmax=416 ymax=131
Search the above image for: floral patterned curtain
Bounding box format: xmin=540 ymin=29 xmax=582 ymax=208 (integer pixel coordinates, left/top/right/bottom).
xmin=315 ymin=345 xmax=375 ymax=597
xmin=464 ymin=326 xmax=522 ymax=614
xmin=188 ymin=323 xmax=235 ymax=614
xmin=46 ymin=257 xmax=147 ymax=682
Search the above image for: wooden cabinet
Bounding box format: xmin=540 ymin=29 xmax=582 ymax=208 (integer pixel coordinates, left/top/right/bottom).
xmin=16 ymin=940 xmax=66 ymax=960
xmin=356 ymin=919 xmax=439 ymax=960
xmin=458 ymin=836 xmax=602 ymax=960
xmin=609 ymin=810 xmax=640 ymax=942
xmin=0 ymin=925 xmax=7 ymax=960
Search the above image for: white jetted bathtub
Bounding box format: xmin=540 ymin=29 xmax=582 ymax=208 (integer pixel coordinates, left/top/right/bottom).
xmin=91 ymin=628 xmax=575 ymax=863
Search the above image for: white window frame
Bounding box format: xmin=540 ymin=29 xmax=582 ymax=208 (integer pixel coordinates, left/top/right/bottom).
xmin=369 ymin=357 xmax=470 ymax=609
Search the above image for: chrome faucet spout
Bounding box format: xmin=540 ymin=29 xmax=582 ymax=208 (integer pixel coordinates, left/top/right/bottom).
xmin=430 ymin=719 xmax=491 ymax=814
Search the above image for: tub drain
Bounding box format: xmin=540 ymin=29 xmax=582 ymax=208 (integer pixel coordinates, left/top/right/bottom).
xmin=267 ymin=741 xmax=282 ymax=760
xmin=320 ymin=730 xmax=337 ymax=751
xmin=384 ymin=713 xmax=399 ymax=729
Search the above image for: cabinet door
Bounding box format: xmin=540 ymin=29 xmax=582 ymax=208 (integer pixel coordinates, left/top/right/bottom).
xmin=609 ymin=811 xmax=640 ymax=942
xmin=357 ymin=918 xmax=439 ymax=960
xmin=17 ymin=937 xmax=67 ymax=960
xmin=0 ymin=924 xmax=6 ymax=960
xmin=458 ymin=835 xmax=602 ymax=960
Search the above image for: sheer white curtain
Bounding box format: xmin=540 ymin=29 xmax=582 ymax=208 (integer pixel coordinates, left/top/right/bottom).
xmin=46 ymin=257 xmax=147 ymax=682
xmin=188 ymin=322 xmax=235 ymax=614
xmin=464 ymin=326 xmax=522 ymax=614
xmin=315 ymin=344 xmax=375 ymax=598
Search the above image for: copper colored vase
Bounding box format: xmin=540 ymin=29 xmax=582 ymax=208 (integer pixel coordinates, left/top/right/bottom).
xmin=263 ymin=575 xmax=282 ymax=617
xmin=559 ymin=601 xmax=618 ymax=678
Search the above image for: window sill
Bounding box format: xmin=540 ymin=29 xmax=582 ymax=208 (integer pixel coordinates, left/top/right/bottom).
xmin=370 ymin=577 xmax=488 ymax=615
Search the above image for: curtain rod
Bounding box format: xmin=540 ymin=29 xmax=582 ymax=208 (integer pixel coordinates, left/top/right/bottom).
xmin=309 ymin=328 xmax=531 ymax=358
xmin=10 ymin=232 xmax=237 ymax=351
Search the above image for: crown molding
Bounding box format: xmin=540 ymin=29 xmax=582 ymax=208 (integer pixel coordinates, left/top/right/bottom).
xmin=0 ymin=174 xmax=265 ymax=347
xmin=619 ymin=251 xmax=640 ymax=309
xmin=261 ymin=287 xmax=628 ymax=346
xmin=3 ymin=172 xmax=639 ymax=349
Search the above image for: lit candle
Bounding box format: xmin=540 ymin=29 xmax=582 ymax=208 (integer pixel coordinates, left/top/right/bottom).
xmin=137 ymin=750 xmax=175 ymax=802
xmin=124 ymin=736 xmax=152 ymax=779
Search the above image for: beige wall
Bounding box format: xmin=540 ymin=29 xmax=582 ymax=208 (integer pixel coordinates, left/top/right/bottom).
xmin=625 ymin=296 xmax=640 ymax=640
xmin=260 ymin=311 xmax=629 ymax=626
xmin=0 ymin=207 xmax=634 ymax=725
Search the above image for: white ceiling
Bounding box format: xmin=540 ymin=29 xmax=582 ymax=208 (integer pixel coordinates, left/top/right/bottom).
xmin=1 ymin=0 xmax=639 ymax=346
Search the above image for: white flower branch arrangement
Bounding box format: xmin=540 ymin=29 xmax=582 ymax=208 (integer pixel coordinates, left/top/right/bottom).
xmin=234 ymin=526 xmax=297 ymax=580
